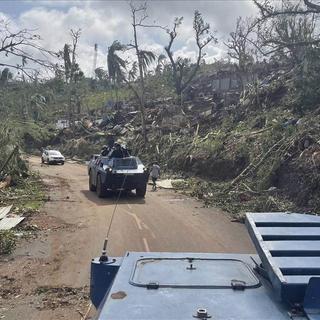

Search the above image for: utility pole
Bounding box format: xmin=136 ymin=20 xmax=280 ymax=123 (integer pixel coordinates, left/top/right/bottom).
xmin=92 ymin=43 xmax=98 ymax=79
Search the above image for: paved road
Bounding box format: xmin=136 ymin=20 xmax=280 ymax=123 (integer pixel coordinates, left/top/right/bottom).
xmin=0 ymin=157 xmax=254 ymax=320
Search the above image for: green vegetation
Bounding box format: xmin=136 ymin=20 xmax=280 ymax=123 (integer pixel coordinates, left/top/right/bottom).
xmin=0 ymin=230 xmax=16 ymax=255
xmin=83 ymin=88 xmax=133 ymax=111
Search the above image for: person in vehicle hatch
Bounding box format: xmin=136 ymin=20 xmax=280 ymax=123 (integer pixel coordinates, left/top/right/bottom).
xmin=101 ymin=145 xmax=109 ymax=156
xmin=150 ymin=162 xmax=160 ymax=191
xmin=110 ymin=143 xmax=124 ymax=158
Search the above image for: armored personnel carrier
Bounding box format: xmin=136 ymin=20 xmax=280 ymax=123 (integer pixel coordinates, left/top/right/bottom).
xmin=88 ymin=153 xmax=149 ymax=198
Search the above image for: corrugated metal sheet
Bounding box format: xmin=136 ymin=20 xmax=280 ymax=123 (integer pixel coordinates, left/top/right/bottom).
xmin=0 ymin=216 xmax=24 ymax=230
xmin=0 ymin=205 xmax=13 ymax=220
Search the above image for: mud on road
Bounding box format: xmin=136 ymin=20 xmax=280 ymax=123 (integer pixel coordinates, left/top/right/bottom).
xmin=0 ymin=157 xmax=254 ymax=320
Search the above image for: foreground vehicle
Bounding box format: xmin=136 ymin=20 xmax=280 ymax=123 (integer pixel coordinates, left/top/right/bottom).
xmin=88 ymin=155 xmax=149 ymax=198
xmin=90 ymin=212 xmax=320 ymax=319
xmin=41 ymin=149 xmax=65 ymax=165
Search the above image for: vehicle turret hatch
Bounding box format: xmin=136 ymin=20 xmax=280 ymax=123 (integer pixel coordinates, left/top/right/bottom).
xmin=130 ymin=258 xmax=260 ymax=288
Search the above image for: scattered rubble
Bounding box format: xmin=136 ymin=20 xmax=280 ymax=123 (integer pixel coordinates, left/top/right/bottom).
xmin=0 ymin=275 xmax=21 ymax=299
xmin=35 ymin=286 xmax=89 ymax=310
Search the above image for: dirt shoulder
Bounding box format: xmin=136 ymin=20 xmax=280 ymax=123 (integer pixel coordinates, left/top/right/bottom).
xmin=0 ymin=156 xmax=254 ymax=320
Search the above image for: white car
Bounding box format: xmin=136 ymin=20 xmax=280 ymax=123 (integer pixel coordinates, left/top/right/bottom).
xmin=41 ymin=150 xmax=65 ymax=165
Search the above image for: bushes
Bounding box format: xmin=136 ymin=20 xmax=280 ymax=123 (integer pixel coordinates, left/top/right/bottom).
xmin=292 ymin=48 xmax=320 ymax=113
xmin=0 ymin=231 xmax=16 ymax=255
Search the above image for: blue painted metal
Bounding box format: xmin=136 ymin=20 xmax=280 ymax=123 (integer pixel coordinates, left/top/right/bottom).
xmin=93 ymin=252 xmax=300 ymax=320
xmin=304 ymin=277 xmax=320 ymax=320
xmin=90 ymin=257 xmax=122 ymax=308
xmin=246 ymin=212 xmax=320 ymax=305
xmin=129 ymin=257 xmax=260 ymax=288
xmin=90 ymin=212 xmax=320 ymax=319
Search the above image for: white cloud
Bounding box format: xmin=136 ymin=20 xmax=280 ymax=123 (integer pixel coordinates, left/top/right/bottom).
xmin=0 ymin=1 xmax=257 ymax=77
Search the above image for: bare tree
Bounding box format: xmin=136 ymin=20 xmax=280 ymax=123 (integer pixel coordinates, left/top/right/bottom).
xmin=70 ymin=29 xmax=81 ymax=82
xmin=58 ymin=29 xmax=84 ymax=123
xmin=252 ymin=1 xmax=318 ymax=62
xmin=62 ymin=29 xmax=83 ymax=83
xmin=164 ymin=11 xmax=217 ymax=106
xmin=0 ymin=19 xmax=56 ymax=79
xmin=126 ymin=2 xmax=158 ymax=144
xmin=225 ymin=17 xmax=256 ymax=88
xmin=253 ymin=0 xmax=320 ymax=19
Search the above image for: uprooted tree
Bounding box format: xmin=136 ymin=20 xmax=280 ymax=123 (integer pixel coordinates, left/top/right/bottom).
xmin=164 ymin=11 xmax=217 ymax=106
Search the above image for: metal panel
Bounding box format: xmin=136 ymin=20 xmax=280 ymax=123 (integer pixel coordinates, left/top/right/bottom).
xmin=249 ymin=212 xmax=320 ymax=227
xmin=246 ymin=212 xmax=320 ymax=304
xmin=285 ymin=275 xmax=320 ymax=284
xmin=0 ymin=217 xmax=24 ymax=230
xmin=266 ymin=241 xmax=320 ymax=256
xmin=130 ymin=258 xmax=260 ymax=288
xmin=259 ymin=227 xmax=320 ymax=240
xmin=95 ymin=252 xmax=296 ymax=320
xmin=303 ymin=277 xmax=320 ymax=320
xmin=0 ymin=205 xmax=13 ymax=220
xmin=274 ymin=257 xmax=320 ymax=269
xmin=90 ymin=257 xmax=122 ymax=309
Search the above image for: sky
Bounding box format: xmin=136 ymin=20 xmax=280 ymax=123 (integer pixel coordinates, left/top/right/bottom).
xmin=0 ymin=0 xmax=257 ymax=77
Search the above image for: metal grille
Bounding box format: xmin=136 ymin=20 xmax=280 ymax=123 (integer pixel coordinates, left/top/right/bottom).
xmin=246 ymin=212 xmax=320 ymax=304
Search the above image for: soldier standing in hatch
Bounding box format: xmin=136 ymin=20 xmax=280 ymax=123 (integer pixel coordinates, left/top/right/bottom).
xmin=150 ymin=162 xmax=160 ymax=191
xmin=100 ymin=145 xmax=109 ymax=156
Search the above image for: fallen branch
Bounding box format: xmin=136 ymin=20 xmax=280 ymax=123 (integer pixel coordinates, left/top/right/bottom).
xmin=82 ymin=302 xmax=92 ymax=320
xmin=241 ymin=182 xmax=261 ymax=195
xmin=0 ymin=146 xmax=19 ymax=175
xmin=229 ymin=137 xmax=286 ymax=188
xmin=247 ymin=126 xmax=272 ymax=136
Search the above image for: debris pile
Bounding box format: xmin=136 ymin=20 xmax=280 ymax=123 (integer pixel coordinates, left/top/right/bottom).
xmin=0 ymin=205 xmax=25 ymax=231
xmin=49 ymin=65 xmax=320 ymax=215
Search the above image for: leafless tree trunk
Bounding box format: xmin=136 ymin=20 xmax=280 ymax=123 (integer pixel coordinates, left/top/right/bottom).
xmin=225 ymin=17 xmax=256 ymax=90
xmin=164 ymin=11 xmax=217 ymax=107
xmin=130 ymin=3 xmax=148 ymax=144
xmin=70 ymin=29 xmax=81 ymax=83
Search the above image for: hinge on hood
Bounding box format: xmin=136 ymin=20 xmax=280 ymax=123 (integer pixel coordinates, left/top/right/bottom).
xmin=146 ymin=282 xmax=159 ymax=290
xmin=231 ymin=279 xmax=246 ymax=290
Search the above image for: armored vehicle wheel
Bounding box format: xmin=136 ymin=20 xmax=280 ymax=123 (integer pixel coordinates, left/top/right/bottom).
xmin=89 ymin=171 xmax=96 ymax=192
xmin=96 ymin=174 xmax=107 ymax=198
xmin=136 ymin=185 xmax=147 ymax=198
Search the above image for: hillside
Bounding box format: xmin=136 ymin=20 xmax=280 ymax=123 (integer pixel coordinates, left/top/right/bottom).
xmin=8 ymin=61 xmax=317 ymax=217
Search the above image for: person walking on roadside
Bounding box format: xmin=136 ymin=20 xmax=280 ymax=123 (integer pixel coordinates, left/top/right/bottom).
xmin=150 ymin=162 xmax=160 ymax=191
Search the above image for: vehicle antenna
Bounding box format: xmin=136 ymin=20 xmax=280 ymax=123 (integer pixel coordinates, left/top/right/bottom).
xmin=99 ymin=157 xmax=135 ymax=261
